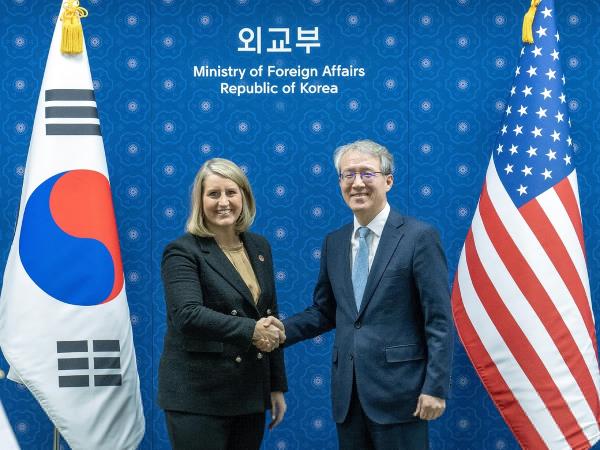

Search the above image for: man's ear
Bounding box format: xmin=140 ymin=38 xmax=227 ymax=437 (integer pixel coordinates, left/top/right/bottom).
xmin=385 ymin=174 xmax=394 ymax=192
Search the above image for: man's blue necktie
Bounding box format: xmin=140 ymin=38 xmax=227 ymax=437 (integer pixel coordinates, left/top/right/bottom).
xmin=352 ymin=227 xmax=370 ymax=310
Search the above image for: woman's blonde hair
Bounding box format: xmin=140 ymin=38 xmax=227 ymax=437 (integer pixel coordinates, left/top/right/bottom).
xmin=186 ymin=158 xmax=256 ymax=237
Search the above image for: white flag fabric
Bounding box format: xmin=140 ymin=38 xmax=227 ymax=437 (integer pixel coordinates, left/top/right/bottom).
xmin=0 ymin=400 xmax=20 ymax=450
xmin=0 ymin=4 xmax=145 ymax=449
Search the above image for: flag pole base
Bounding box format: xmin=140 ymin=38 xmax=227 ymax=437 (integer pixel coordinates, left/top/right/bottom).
xmin=53 ymin=427 xmax=60 ymax=450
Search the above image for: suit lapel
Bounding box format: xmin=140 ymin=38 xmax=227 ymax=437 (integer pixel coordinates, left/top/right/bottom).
xmin=240 ymin=232 xmax=269 ymax=307
xmin=197 ymin=235 xmax=259 ymax=313
xmin=357 ymin=211 xmax=405 ymax=318
xmin=331 ymin=224 xmax=356 ymax=314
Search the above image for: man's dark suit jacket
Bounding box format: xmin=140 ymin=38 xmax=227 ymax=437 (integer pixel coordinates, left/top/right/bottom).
xmin=284 ymin=209 xmax=452 ymax=424
xmin=158 ymin=232 xmax=287 ymax=416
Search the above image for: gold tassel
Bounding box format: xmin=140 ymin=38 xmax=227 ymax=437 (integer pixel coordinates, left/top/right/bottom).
xmin=522 ymin=0 xmax=541 ymax=44
xmin=60 ymin=0 xmax=88 ymax=54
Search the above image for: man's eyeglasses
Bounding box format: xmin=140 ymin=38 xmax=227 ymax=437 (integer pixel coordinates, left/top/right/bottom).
xmin=339 ymin=171 xmax=387 ymax=183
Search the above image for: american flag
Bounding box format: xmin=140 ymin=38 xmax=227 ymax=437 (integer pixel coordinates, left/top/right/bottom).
xmin=451 ymin=1 xmax=600 ymax=448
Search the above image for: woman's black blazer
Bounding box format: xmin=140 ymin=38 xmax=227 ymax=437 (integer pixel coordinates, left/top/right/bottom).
xmin=158 ymin=232 xmax=287 ymax=416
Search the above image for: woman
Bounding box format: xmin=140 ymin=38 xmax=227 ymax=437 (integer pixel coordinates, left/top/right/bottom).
xmin=158 ymin=158 xmax=287 ymax=450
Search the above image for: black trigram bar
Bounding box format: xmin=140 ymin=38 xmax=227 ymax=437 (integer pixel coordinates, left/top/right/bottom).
xmin=45 ymin=89 xmax=95 ymax=101
xmin=57 ymin=340 xmax=88 ymax=353
xmin=59 ymin=375 xmax=89 ymax=388
xmin=57 ymin=340 xmax=122 ymax=388
xmin=94 ymin=374 xmax=122 ymax=387
xmin=46 ymin=124 xmax=101 ymax=135
xmin=45 ymin=106 xmax=98 ymax=118
xmin=94 ymin=357 xmax=120 ymax=369
xmin=58 ymin=358 xmax=89 ymax=370
xmin=93 ymin=340 xmax=120 ymax=352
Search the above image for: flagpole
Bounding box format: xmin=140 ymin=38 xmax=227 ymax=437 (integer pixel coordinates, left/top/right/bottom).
xmin=53 ymin=427 xmax=60 ymax=450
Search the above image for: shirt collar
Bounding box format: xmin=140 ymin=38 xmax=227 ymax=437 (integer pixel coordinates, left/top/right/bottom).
xmin=353 ymin=203 xmax=390 ymax=238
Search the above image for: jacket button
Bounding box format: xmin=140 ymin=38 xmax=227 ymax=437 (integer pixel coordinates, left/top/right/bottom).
xmin=349 ymin=353 xmax=354 ymax=361
xmin=266 ymin=309 xmax=272 ymax=315
xmin=354 ymin=321 xmax=361 ymax=329
xmin=257 ymin=353 xmax=263 ymax=360
xmin=231 ymin=310 xmax=238 ymax=316
xmin=235 ymin=356 xmax=242 ymax=363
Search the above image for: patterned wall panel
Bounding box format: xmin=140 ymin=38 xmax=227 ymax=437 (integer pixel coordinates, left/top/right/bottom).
xmin=0 ymin=1 xmax=598 ymax=449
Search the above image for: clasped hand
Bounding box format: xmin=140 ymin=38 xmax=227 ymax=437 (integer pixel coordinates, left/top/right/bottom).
xmin=252 ymin=316 xmax=285 ymax=352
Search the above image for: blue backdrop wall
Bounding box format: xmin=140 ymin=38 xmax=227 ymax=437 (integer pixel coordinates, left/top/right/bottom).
xmin=1 ymin=0 xmax=599 ymax=449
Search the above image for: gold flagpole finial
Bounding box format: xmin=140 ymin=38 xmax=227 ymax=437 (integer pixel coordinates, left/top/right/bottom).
xmin=60 ymin=0 xmax=88 ymax=54
xmin=522 ymin=0 xmax=542 ymax=44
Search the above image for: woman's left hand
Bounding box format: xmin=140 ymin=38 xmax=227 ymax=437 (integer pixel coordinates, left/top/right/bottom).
xmin=269 ymin=391 xmax=287 ymax=429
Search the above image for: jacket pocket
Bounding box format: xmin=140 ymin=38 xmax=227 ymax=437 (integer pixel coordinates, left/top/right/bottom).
xmin=385 ymin=344 xmax=424 ymax=363
xmin=183 ymin=339 xmax=224 ymax=353
xmin=382 ymin=266 xmax=410 ymax=279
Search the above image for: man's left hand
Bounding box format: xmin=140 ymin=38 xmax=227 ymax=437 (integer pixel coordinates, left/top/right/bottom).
xmin=413 ymin=394 xmax=446 ymax=420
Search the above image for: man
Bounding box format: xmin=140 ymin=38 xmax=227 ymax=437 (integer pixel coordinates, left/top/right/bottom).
xmin=277 ymin=139 xmax=453 ymax=449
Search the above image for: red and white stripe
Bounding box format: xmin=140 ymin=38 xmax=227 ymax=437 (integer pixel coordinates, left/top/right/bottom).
xmin=452 ymin=158 xmax=600 ymax=449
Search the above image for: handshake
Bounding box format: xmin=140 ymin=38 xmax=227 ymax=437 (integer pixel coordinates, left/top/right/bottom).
xmin=252 ymin=316 xmax=286 ymax=352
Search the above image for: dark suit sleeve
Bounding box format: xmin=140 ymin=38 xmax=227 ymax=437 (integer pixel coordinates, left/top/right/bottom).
xmin=284 ymin=235 xmax=337 ymax=346
xmin=413 ymin=226 xmax=453 ymax=399
xmin=161 ymin=241 xmax=256 ymax=347
xmin=264 ymin=242 xmax=288 ymax=393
